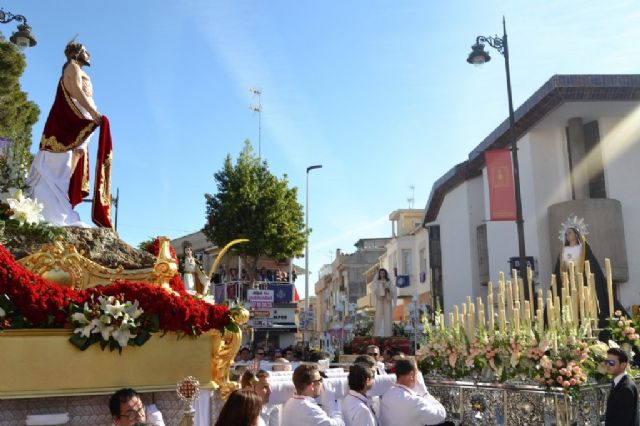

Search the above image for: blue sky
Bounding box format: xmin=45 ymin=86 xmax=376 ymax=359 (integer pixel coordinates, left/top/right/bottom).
xmin=3 ymin=1 xmax=640 ymax=298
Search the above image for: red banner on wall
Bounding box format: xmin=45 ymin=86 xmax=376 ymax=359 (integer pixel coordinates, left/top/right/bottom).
xmin=485 ymin=149 xmax=517 ymax=221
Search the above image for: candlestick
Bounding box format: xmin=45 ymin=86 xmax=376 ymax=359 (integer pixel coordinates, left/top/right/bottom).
xmin=605 ymin=258 xmax=614 ymax=317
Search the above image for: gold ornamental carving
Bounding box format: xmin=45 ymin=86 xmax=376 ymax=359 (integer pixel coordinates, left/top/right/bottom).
xmin=211 ymin=306 xmax=249 ymax=400
xmin=17 ymin=236 xmax=179 ymax=290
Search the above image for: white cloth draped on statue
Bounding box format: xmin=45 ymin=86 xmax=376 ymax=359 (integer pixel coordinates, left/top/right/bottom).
xmin=182 ymin=257 xmax=210 ymax=295
xmin=27 ymin=97 xmax=95 ymax=227
xmin=371 ymin=277 xmax=397 ymax=337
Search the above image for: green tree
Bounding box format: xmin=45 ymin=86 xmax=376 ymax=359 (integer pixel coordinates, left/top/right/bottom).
xmin=203 ymin=140 xmax=306 ymax=278
xmin=0 ymin=36 xmax=40 ymax=191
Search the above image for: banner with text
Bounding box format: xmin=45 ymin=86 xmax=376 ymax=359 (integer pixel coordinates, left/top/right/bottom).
xmin=485 ymin=149 xmax=517 ymax=221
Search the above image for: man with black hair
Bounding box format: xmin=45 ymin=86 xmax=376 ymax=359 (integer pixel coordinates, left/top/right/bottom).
xmin=605 ymin=347 xmax=639 ymax=426
xmin=281 ymin=364 xmax=344 ymax=426
xmin=109 ymin=388 xmax=164 ymax=426
xmin=380 ymin=359 xmax=445 ymax=426
xmin=342 ymin=363 xmax=377 ymax=426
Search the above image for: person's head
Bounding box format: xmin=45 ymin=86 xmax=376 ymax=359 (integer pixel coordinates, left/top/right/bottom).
xmin=253 ymin=370 xmax=272 ymax=405
xmin=272 ymin=357 xmax=291 ymax=372
xmin=274 ymin=349 xmax=283 ymax=359
xmin=285 ymin=349 xmax=294 ymax=361
xmin=392 ymin=350 xmax=405 ymax=362
xmin=109 ymin=388 xmax=145 ymax=426
xmin=377 ymin=268 xmax=389 ymax=280
xmin=64 ymin=41 xmax=90 ymax=67
xmin=239 ymin=347 xmax=251 ymax=361
xmin=366 ymin=345 xmax=381 ymax=359
xmin=564 ymin=227 xmax=581 ymax=247
xmin=348 ymin=363 xmax=375 ymax=394
xmin=606 ymin=348 xmax=629 ymax=377
xmin=382 ymin=348 xmax=393 ymax=362
xmin=394 ymin=359 xmax=418 ymax=388
xmin=292 ymin=364 xmax=323 ymax=397
xmin=254 ymin=348 xmax=266 ymax=360
xmin=241 ymin=370 xmax=259 ymax=389
xmin=354 ymin=354 xmax=376 ymax=370
xmin=215 ymin=389 xmax=262 ymax=426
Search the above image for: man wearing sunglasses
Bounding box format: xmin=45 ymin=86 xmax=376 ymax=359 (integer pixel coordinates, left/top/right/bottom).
xmin=281 ymin=364 xmax=345 ymax=426
xmin=605 ymin=348 xmax=639 ymax=426
xmin=365 ymin=345 xmax=387 ymax=375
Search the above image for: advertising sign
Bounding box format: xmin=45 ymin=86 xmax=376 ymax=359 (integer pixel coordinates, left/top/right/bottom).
xmin=248 ymin=289 xmax=274 ymax=309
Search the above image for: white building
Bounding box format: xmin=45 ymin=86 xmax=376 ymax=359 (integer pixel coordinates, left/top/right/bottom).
xmin=423 ymin=74 xmax=640 ymax=315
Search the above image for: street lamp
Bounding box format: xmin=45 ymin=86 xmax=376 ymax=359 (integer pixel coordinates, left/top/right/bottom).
xmin=0 ymin=9 xmax=37 ymax=48
xmin=468 ymin=17 xmax=529 ymax=299
xmin=304 ymin=164 xmax=323 ymax=330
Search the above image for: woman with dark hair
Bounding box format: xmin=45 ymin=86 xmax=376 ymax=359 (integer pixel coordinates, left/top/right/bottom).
xmin=215 ymin=389 xmax=262 ymax=426
xmin=553 ymin=220 xmax=626 ymax=328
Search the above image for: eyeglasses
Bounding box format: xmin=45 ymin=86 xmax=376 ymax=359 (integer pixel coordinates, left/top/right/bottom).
xmin=257 ymin=352 xmax=265 ymax=355
xmin=605 ymin=359 xmax=617 ymax=366
xmin=311 ymin=378 xmax=323 ymax=385
xmin=118 ymin=405 xmax=145 ymax=421
xmin=367 ymin=352 xmax=379 ymax=356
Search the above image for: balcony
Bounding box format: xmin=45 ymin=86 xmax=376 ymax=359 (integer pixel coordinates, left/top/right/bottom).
xmin=212 ymin=281 xmax=298 ymax=304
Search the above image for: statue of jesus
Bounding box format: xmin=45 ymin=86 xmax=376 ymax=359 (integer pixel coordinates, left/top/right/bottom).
xmin=371 ymin=268 xmax=397 ymax=336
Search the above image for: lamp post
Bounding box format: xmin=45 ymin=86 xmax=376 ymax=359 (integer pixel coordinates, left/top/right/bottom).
xmin=467 ymin=17 xmax=529 ymax=299
xmin=0 ymin=9 xmax=37 ymax=48
xmin=304 ymin=164 xmax=322 ymax=340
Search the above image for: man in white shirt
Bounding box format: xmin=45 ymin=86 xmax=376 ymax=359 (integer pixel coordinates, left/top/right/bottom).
xmin=281 ymin=364 xmax=345 ymax=426
xmin=342 ymin=363 xmax=377 ymax=426
xmin=380 ymin=359 xmax=446 ymax=426
xmin=365 ymin=345 xmax=387 ymax=375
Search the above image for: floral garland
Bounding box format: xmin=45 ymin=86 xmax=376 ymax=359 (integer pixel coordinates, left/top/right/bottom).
xmin=0 ymin=242 xmax=234 ymax=351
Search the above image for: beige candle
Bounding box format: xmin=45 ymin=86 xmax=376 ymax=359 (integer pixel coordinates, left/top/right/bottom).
xmin=507 ymin=281 xmax=514 ymax=320
xmin=514 ymin=306 xmax=520 ymax=333
xmin=524 ymin=300 xmax=531 ymax=329
xmin=479 ymin=306 xmax=486 ymax=329
xmin=551 ymin=274 xmax=558 ymax=300
xmin=536 ymin=308 xmax=544 ymax=334
xmin=554 ymin=295 xmax=561 ymax=328
xmin=449 ymin=312 xmax=455 ymax=328
xmin=527 ymin=265 xmax=534 ymax=304
xmin=547 ymin=295 xmax=554 ymax=329
xmin=487 ymin=281 xmax=493 ymax=298
xmin=605 ymin=258 xmax=614 ymax=317
xmin=469 ymin=302 xmax=476 ymax=339
xmin=488 ymin=295 xmax=495 ymax=335
xmin=454 ymin=305 xmax=460 ymax=329
xmin=499 ymin=309 xmax=506 ymax=333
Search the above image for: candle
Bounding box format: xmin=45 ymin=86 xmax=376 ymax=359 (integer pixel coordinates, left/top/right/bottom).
xmin=553 ymin=335 xmax=558 ymax=354
xmin=524 ymin=300 xmax=531 ymax=329
xmin=547 ymin=295 xmax=554 ymax=329
xmin=536 ymin=308 xmax=544 ymax=334
xmin=449 ymin=312 xmax=455 ymax=328
xmin=488 ymin=281 xmax=493 ymax=298
xmin=605 ymin=258 xmax=614 ymax=317
xmin=499 ymin=309 xmax=506 ymax=333
xmin=488 ymin=295 xmax=495 ymax=335
xmin=479 ymin=306 xmax=486 ymax=329
xmin=454 ymin=305 xmax=460 ymax=329
xmin=469 ymin=302 xmax=476 ymax=339
xmin=551 ymin=274 xmax=558 ymax=301
xmin=507 ymin=281 xmax=514 ymax=320
xmin=554 ymin=296 xmax=561 ymax=328
xmin=514 ymin=307 xmax=520 ymax=333
xmin=527 ymin=265 xmax=534 ymax=305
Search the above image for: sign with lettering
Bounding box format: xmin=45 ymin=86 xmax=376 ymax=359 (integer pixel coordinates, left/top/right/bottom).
xmin=248 ymin=290 xmax=274 ymax=309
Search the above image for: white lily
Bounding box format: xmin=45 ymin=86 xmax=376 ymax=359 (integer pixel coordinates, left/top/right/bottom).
xmin=94 ymin=319 xmax=114 ymax=341
xmin=6 ymin=189 xmax=44 ymax=225
xmin=112 ymin=324 xmax=136 ymax=347
xmin=123 ymin=300 xmax=143 ymax=320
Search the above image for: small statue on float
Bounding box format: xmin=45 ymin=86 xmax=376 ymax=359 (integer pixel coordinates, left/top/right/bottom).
xmin=179 ymin=241 xmax=210 ymax=295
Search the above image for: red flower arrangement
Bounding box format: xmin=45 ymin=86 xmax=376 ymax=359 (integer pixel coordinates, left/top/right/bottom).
xmin=0 ymin=243 xmax=232 ymax=337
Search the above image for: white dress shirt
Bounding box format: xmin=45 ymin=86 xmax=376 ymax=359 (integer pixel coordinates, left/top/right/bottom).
xmin=260 ymin=404 xmax=281 ymax=426
xmin=281 ymin=395 xmax=345 ymax=426
xmin=342 ymin=390 xmax=377 ymax=426
xmin=380 ymin=384 xmax=446 ymax=426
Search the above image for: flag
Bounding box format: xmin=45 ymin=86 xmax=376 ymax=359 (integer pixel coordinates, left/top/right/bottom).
xmin=485 ymin=149 xmax=517 ymax=221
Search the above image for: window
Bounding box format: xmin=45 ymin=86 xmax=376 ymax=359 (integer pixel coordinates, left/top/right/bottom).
xmin=401 ymin=249 xmax=412 ymax=275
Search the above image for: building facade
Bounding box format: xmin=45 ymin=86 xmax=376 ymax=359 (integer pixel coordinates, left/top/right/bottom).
xmin=423 ymin=74 xmax=640 ymax=315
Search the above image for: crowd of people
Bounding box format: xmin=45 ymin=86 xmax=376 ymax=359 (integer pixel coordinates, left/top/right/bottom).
xmin=211 ymin=265 xmax=297 ymax=284
xmin=107 ymin=345 xmax=636 ymax=426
